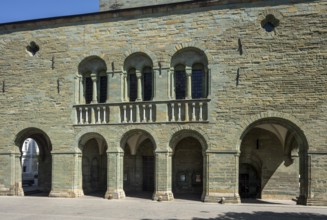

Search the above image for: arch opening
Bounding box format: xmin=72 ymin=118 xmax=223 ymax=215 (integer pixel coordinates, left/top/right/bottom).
xmin=16 ymin=128 xmax=52 ymax=196
xmin=172 ymin=137 xmax=204 ymax=201
xmin=121 ymin=130 xmax=156 ymax=199
xmin=79 ymin=133 xmax=108 ymax=197
xmin=239 ymin=118 xmax=308 ymax=204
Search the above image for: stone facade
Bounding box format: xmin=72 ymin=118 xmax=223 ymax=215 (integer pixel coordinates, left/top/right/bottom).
xmin=100 ymin=0 xmax=190 ymax=11
xmin=0 ymin=0 xmax=326 ymax=206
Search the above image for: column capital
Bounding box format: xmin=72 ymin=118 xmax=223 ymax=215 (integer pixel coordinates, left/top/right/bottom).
xmin=185 ymin=66 xmax=192 ymax=76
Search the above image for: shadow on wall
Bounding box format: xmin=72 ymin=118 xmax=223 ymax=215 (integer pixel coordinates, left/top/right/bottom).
xmin=192 ymin=212 xmax=327 ymax=220
xmin=143 ymin=212 xmax=327 ymax=220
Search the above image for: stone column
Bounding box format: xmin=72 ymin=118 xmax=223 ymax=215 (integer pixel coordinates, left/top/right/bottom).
xmin=152 ymin=150 xmax=174 ymax=201
xmin=185 ymin=66 xmax=192 ymax=100
xmin=91 ymin=73 xmax=98 ymax=104
xmin=136 ymin=70 xmax=142 ymax=101
xmin=122 ymin=71 xmax=128 ymax=102
xmin=169 ymin=67 xmax=175 ymax=99
xmin=74 ymin=75 xmax=80 ymax=104
xmin=79 ymin=76 xmax=84 ymax=104
xmin=106 ymin=72 xmax=111 ymax=103
xmin=11 ymin=152 xmax=24 ymax=196
xmin=105 ymin=149 xmax=125 ymax=199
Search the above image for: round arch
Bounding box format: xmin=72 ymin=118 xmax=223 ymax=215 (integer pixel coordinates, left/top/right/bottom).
xmin=78 ymin=132 xmax=108 ymax=153
xmin=14 ymin=127 xmax=52 ymax=196
xmin=237 ymin=115 xmax=309 ymax=204
xmin=170 ymin=46 xmax=209 ymax=67
xmin=169 ymin=129 xmax=208 ymax=153
xmin=120 ymin=129 xmax=157 ymax=152
xmin=78 ymin=55 xmax=107 ymax=75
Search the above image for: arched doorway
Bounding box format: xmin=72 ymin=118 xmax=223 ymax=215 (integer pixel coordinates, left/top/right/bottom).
xmin=122 ymin=130 xmax=156 ymax=198
xmin=16 ymin=128 xmax=52 ymax=196
xmin=239 ymin=117 xmax=308 ymax=204
xmin=172 ymin=137 xmax=203 ymax=200
xmin=80 ymin=134 xmax=107 ymax=197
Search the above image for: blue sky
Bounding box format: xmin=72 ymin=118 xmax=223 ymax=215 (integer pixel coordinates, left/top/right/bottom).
xmin=0 ymin=0 xmax=99 ymax=24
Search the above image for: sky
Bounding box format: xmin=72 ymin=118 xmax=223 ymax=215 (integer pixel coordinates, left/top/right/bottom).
xmin=0 ymin=0 xmax=99 ymax=24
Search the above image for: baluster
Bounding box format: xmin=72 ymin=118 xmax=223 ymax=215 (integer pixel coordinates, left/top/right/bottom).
xmin=171 ymin=103 xmax=175 ymax=122
xmin=199 ymin=102 xmax=203 ymax=121
xmin=97 ymin=107 xmax=101 ymax=124
xmin=85 ymin=107 xmax=89 ymax=124
xmin=142 ymin=104 xmax=146 ymax=122
xmin=192 ymin=102 xmax=196 ymax=121
xmin=123 ymin=105 xmax=127 ymax=123
xmin=178 ymin=103 xmax=182 ymax=122
xmin=91 ymin=106 xmax=96 ymax=124
xmin=79 ymin=107 xmax=83 ymax=124
xmin=129 ymin=105 xmax=133 ymax=123
xmin=149 ymin=104 xmax=153 ymax=123
xmin=102 ymin=106 xmax=106 ymax=123
xmin=137 ymin=104 xmax=141 ymax=123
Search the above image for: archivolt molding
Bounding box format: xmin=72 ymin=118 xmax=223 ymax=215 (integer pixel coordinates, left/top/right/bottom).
xmin=75 ymin=129 xmax=108 ymax=153
xmin=169 ymin=126 xmax=209 ymax=152
xmin=123 ymin=48 xmax=158 ymax=68
xmin=235 ymin=111 xmax=308 ymax=152
xmin=168 ymin=42 xmax=214 ymax=64
xmin=14 ymin=127 xmax=52 ymax=152
xmin=119 ymin=128 xmax=158 ymax=151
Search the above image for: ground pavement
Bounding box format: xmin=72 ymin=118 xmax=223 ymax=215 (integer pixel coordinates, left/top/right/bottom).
xmin=0 ymin=195 xmax=326 ymax=220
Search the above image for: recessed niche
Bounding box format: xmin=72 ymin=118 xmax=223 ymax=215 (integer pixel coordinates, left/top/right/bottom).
xmin=261 ymin=14 xmax=280 ymax=32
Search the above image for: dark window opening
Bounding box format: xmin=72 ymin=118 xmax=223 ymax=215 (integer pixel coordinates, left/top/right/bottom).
xmin=85 ymin=77 xmax=93 ymax=104
xmin=99 ymin=76 xmax=107 ymax=103
xmin=129 ymin=71 xmax=137 ymax=102
xmin=175 ymin=70 xmax=186 ymax=100
xmin=143 ymin=68 xmax=153 ymax=101
xmin=192 ymin=69 xmax=204 ymax=99
xmin=263 ymin=22 xmax=275 ymax=32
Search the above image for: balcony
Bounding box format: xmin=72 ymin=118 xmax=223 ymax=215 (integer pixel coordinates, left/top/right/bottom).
xmin=73 ymin=99 xmax=210 ymax=125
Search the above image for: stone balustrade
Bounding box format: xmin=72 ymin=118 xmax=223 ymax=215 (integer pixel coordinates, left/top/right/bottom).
xmin=74 ymin=99 xmax=209 ymax=125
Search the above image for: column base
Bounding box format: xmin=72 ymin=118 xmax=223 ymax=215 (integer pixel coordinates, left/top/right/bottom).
xmin=105 ymin=189 xmax=125 ymax=199
xmin=306 ymin=198 xmax=327 ymax=206
xmin=203 ymin=193 xmax=240 ymax=204
xmin=8 ymin=183 xmax=24 ymax=196
xmin=49 ymin=189 xmax=84 ymax=198
xmin=152 ymin=191 xmax=174 ymax=201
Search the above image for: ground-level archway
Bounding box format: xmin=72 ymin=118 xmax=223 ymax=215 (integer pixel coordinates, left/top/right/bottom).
xmin=79 ymin=133 xmax=107 ymax=197
xmin=15 ymin=128 xmax=52 ymax=196
xmin=121 ymin=130 xmax=156 ymax=198
xmin=239 ymin=117 xmax=308 ymax=204
xmin=171 ymin=135 xmax=205 ymax=200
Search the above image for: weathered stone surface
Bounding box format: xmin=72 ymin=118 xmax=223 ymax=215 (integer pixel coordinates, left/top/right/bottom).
xmin=0 ymin=0 xmax=326 ymax=206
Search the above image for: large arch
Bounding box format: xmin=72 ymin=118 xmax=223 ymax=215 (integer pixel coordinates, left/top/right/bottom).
xmin=78 ymin=132 xmax=108 ymax=197
xmin=169 ymin=129 xmax=208 ymax=201
xmin=120 ymin=129 xmax=157 ymax=198
xmin=238 ymin=116 xmax=309 ymax=204
xmin=15 ymin=127 xmax=52 ymax=196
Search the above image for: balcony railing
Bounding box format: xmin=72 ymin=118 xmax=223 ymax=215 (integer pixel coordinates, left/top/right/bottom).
xmin=73 ymin=99 xmax=210 ymax=125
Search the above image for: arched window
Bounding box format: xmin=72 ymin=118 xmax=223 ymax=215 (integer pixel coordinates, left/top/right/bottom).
xmin=170 ymin=47 xmax=209 ymax=100
xmin=128 ymin=68 xmax=137 ymax=102
xmin=123 ymin=53 xmax=154 ymax=102
xmin=174 ymin=64 xmax=186 ymax=100
xmin=78 ymin=56 xmax=108 ymax=104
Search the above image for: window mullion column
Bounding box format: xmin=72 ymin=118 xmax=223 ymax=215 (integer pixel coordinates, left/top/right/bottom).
xmin=136 ymin=70 xmax=142 ymax=101
xmin=186 ymin=66 xmax=192 ymax=100
xmin=91 ymin=73 xmax=98 ymax=104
